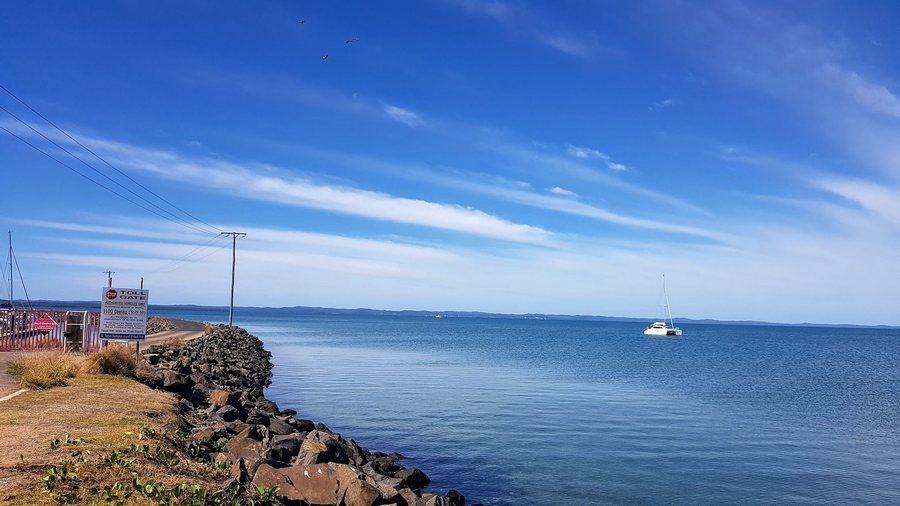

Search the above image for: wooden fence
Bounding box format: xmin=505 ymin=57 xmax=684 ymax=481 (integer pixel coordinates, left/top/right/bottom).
xmin=0 ymin=309 xmax=101 ymax=352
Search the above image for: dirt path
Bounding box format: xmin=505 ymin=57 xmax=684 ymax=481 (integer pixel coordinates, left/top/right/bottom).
xmin=0 ymin=353 xmax=21 ymax=398
xmin=143 ymin=318 xmax=207 ymax=346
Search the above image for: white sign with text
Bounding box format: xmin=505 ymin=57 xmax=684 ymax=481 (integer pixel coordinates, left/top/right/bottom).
xmin=99 ymin=287 xmax=149 ymax=340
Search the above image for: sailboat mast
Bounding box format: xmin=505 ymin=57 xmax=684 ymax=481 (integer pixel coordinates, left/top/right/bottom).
xmin=7 ymin=231 xmax=12 ymax=310
xmin=663 ymin=274 xmax=673 ymax=327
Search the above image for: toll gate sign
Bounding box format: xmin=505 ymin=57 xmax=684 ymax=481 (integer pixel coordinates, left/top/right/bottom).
xmin=99 ymin=288 xmax=149 ymax=340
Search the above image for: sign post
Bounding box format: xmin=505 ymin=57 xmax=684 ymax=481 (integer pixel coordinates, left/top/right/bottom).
xmin=99 ymin=288 xmax=149 ymax=346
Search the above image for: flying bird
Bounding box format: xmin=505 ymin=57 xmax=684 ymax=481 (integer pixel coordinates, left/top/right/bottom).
xmin=322 ymin=54 xmax=329 ymax=62
xmin=298 ymin=19 xmax=306 ymax=24
xmin=345 ymin=38 xmax=359 ymax=44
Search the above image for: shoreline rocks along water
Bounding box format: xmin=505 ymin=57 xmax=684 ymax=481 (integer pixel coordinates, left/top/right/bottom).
xmin=139 ymin=324 xmax=467 ymax=506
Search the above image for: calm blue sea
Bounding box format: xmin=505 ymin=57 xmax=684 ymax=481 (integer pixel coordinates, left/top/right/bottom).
xmin=153 ymin=308 xmax=900 ymax=505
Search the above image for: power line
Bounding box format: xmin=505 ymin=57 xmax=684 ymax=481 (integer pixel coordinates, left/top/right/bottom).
xmin=160 ymin=241 xmax=227 ymax=274
xmin=150 ymin=235 xmax=227 ymax=273
xmin=0 ymin=125 xmax=217 ymax=236
xmin=0 ymin=83 xmax=222 ymax=234
xmin=0 ymin=104 xmax=216 ymax=236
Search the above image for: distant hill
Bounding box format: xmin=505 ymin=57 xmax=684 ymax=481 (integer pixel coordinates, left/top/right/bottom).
xmin=7 ymin=299 xmax=897 ymax=329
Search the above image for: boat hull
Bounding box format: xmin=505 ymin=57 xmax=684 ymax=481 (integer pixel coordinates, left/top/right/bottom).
xmin=643 ymin=327 xmax=683 ymax=336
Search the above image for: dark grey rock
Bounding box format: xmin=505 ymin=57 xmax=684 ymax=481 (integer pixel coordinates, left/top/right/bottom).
xmin=395 ymin=467 xmax=431 ymax=490
xmin=215 ymin=405 xmax=240 ymax=423
xmin=268 ymin=434 xmax=301 ymax=462
xmin=268 ymin=417 xmax=295 ymax=436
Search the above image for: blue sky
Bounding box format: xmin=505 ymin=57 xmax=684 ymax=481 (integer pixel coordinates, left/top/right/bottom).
xmin=2 ymin=0 xmax=900 ymax=324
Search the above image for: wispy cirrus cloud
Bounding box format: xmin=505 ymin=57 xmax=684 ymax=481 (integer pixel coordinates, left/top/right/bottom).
xmin=15 ymin=212 xmax=900 ymax=324
xmin=382 ymin=104 xmax=426 ymax=127
xmin=4 ymin=122 xmax=551 ymax=246
xmin=813 ymin=178 xmax=900 ymax=226
xmin=444 ymin=0 xmax=602 ymax=58
xmin=648 ymin=98 xmax=678 ymax=111
xmin=655 ymin=0 xmax=900 ymax=179
xmin=272 ymin=145 xmax=727 ymax=242
xmin=547 ymin=186 xmax=576 ymax=197
xmin=565 ymin=144 xmax=629 ymax=171
xmin=566 ymin=144 xmax=608 ymax=160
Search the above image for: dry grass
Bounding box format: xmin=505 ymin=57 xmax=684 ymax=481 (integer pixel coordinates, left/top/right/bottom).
xmin=7 ymin=346 xmax=138 ymax=392
xmin=79 ymin=345 xmax=136 ymax=376
xmin=6 ymin=352 xmax=82 ymax=390
xmin=0 ymin=375 xmax=227 ymax=505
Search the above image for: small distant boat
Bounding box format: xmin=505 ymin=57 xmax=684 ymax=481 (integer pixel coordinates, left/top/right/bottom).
xmin=644 ymin=274 xmax=683 ymax=336
xmin=434 ymin=314 xmax=444 ymax=319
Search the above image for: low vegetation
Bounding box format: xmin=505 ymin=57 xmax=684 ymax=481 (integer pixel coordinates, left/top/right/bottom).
xmin=0 ymin=375 xmax=229 ymax=505
xmin=6 ymin=345 xmax=140 ymax=391
xmin=79 ymin=345 xmax=136 ymax=376
xmin=6 ymin=352 xmax=81 ymax=389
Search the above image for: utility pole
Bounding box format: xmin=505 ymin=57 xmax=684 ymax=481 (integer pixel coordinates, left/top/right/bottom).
xmin=103 ymin=270 xmax=115 ymax=288
xmin=220 ymin=232 xmax=246 ymax=327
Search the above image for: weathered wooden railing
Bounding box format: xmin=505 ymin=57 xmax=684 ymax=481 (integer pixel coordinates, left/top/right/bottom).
xmin=0 ymin=309 xmax=101 ymax=351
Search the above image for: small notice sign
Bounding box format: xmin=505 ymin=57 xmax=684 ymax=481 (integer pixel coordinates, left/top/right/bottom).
xmin=99 ymin=287 xmax=149 ymax=340
xmin=33 ymin=316 xmax=58 ymax=332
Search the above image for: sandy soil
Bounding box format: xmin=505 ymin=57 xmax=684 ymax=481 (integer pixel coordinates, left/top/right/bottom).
xmin=0 ymin=375 xmax=180 ymax=502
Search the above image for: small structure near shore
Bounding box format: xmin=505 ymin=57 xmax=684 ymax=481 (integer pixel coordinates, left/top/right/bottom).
xmin=0 ymin=309 xmax=101 ymax=352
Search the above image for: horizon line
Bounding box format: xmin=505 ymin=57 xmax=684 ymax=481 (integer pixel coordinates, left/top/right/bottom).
xmin=10 ymin=299 xmax=900 ymax=330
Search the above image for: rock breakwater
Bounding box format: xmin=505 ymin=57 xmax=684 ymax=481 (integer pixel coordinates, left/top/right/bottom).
xmin=140 ymin=324 xmax=467 ymax=506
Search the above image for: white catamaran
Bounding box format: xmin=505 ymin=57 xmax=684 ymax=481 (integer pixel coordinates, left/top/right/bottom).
xmin=644 ymin=274 xmax=683 ymax=336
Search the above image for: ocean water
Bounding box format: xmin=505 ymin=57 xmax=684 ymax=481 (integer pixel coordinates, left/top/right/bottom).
xmin=155 ymin=309 xmax=900 ymax=504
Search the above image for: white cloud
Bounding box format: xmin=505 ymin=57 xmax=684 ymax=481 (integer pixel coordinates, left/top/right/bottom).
xmin=564 ymin=144 xmax=629 ymax=172
xmin=813 ymin=177 xmax=900 ymax=225
xmin=656 ymin=1 xmax=900 ymax=180
xmin=819 ymin=64 xmax=900 ymax=120
xmin=445 ymin=0 xmax=600 ymax=58
xmin=12 ymin=125 xmax=551 ymax=245
xmin=566 ymin=144 xmax=609 ymax=160
xmin=14 ymin=213 xmax=900 ymax=325
xmin=547 ymin=186 xmax=576 ymax=197
xmin=383 ymin=104 xmax=426 ymax=127
xmin=649 ymin=99 xmax=677 ymax=111
xmin=269 ymin=145 xmax=721 ymax=240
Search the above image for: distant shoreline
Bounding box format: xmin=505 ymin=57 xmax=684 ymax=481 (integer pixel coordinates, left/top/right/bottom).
xmin=11 ymin=299 xmax=900 ymax=329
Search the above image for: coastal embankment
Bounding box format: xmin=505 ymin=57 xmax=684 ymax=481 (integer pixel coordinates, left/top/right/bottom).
xmin=141 ymin=323 xmax=467 ymax=505
xmin=1 ymin=320 xmax=465 ymax=505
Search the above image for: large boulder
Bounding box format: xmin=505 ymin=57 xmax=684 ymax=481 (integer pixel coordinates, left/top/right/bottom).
xmin=412 ymin=491 xmax=466 ymax=506
xmin=269 ymin=434 xmax=302 ymax=463
xmin=395 ymin=467 xmax=431 ymax=490
xmin=297 ymin=430 xmax=349 ymax=465
xmin=252 ymin=463 xmax=302 ymax=499
xmin=268 ymin=417 xmax=296 ymax=435
xmin=280 ymin=463 xmax=380 ymax=506
xmin=208 ymin=389 xmax=235 ymax=407
xmin=215 ymin=405 xmax=241 ymax=423
xmin=226 ymin=436 xmax=267 ymax=478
